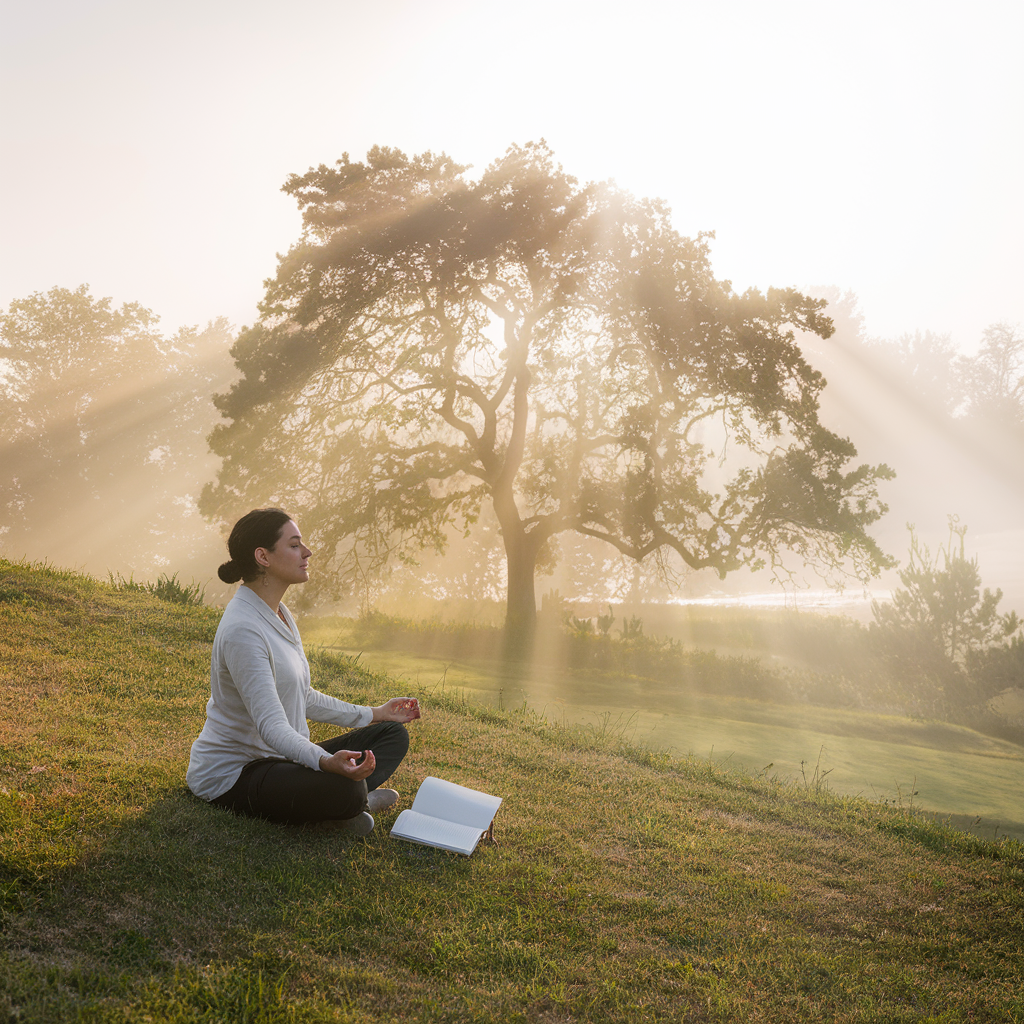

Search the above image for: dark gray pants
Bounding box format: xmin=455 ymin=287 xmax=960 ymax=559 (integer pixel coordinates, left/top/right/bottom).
xmin=210 ymin=721 xmax=409 ymax=825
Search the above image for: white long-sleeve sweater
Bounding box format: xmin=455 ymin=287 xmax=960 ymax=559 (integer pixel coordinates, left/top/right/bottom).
xmin=186 ymin=585 xmax=372 ymax=801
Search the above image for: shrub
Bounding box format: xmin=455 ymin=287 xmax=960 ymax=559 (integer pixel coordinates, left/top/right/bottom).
xmin=109 ymin=571 xmax=206 ymax=607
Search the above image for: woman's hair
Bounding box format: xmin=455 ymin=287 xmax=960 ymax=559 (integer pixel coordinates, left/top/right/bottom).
xmin=217 ymin=508 xmax=293 ymax=584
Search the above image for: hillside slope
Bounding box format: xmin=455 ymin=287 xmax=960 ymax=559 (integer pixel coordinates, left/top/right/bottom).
xmin=0 ymin=559 xmax=1022 ymax=1023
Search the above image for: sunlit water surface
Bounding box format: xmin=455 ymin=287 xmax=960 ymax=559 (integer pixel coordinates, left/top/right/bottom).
xmin=668 ymin=588 xmax=891 ymax=623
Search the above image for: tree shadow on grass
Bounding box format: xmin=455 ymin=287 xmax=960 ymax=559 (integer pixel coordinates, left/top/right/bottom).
xmin=3 ymin=785 xmax=469 ymax=1006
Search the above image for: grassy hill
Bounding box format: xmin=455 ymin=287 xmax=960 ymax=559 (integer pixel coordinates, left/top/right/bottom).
xmin=1 ymin=559 xmax=1022 ymax=1023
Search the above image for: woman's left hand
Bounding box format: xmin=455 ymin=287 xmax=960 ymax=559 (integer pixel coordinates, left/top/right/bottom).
xmin=372 ymin=697 xmax=421 ymax=723
xmin=319 ymin=748 xmax=376 ymax=780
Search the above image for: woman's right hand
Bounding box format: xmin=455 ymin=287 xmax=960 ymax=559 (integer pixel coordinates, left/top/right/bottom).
xmin=319 ymin=748 xmax=376 ymax=780
xmin=372 ymin=697 xmax=421 ymax=723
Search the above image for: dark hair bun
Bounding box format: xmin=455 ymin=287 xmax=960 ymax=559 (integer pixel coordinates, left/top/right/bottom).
xmin=217 ymin=560 xmax=244 ymax=585
xmin=220 ymin=508 xmax=292 ymax=584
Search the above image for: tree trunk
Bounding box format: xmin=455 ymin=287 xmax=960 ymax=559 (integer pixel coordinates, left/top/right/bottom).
xmin=502 ymin=529 xmax=538 ymax=662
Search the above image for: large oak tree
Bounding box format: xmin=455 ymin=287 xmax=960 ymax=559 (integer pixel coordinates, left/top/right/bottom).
xmin=202 ymin=143 xmax=893 ymax=648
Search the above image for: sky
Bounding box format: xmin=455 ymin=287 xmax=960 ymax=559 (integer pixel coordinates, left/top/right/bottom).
xmin=2 ymin=0 xmax=1022 ymax=352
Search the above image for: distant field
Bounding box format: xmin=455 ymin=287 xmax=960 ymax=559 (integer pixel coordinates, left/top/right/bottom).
xmin=310 ymin=641 xmax=1024 ymax=844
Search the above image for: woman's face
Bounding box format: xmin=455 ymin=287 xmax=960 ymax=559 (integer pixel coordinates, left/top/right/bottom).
xmin=258 ymin=520 xmax=311 ymax=585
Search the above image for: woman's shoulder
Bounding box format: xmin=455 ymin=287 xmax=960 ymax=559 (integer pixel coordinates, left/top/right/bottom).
xmin=216 ymin=588 xmax=270 ymax=636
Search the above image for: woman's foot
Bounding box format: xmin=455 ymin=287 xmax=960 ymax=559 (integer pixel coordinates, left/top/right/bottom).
xmin=338 ymin=811 xmax=375 ymax=836
xmin=367 ymin=788 xmax=399 ymax=813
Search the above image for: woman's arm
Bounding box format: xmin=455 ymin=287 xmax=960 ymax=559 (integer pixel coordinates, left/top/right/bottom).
xmin=306 ymin=692 xmax=421 ymax=729
xmin=305 ymin=686 xmax=374 ymax=730
xmin=313 ymin=700 xmax=420 ymax=778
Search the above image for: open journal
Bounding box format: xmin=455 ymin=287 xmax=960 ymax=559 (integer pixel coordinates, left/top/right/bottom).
xmin=390 ymin=776 xmax=502 ymax=856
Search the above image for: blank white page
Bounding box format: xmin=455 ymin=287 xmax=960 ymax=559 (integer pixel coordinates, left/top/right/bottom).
xmin=390 ymin=809 xmax=484 ymax=856
xmin=410 ymin=777 xmax=502 ymax=830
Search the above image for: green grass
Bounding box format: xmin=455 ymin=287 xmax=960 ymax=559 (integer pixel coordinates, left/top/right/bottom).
xmin=2 ymin=557 xmax=1024 ymax=1022
xmin=321 ymin=606 xmax=1024 ymax=752
xmin=301 ymin=636 xmax=1024 ymax=844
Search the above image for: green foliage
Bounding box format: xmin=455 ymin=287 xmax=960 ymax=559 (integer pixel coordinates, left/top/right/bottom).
xmin=0 ymin=285 xmax=235 ymax=576
xmin=566 ymin=612 xmax=596 ymax=637
xmin=956 ymin=321 xmax=1024 ymax=429
xmin=107 ymin=570 xmax=147 ymax=593
xmin=109 ymin=571 xmax=206 ymax=607
xmin=596 ymin=605 xmax=615 ymax=636
xmin=619 ymin=614 xmax=644 ymax=639
xmin=202 ymin=143 xmax=894 ymax=642
xmin=967 ymin=633 xmax=1024 ymax=696
xmin=150 ymin=573 xmax=206 ymax=607
xmin=872 ymin=519 xmax=1022 ymax=716
xmin=351 ymin=608 xmax=789 ymax=701
xmin=337 ymin=600 xmax=1024 ymax=744
xmin=875 ymin=517 xmax=1017 ymax=663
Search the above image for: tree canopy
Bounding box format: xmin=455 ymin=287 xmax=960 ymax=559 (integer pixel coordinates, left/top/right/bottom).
xmin=871 ymin=519 xmax=1022 ymax=715
xmin=0 ymin=285 xmax=234 ymax=574
xmin=873 ymin=519 xmax=1018 ymax=665
xmin=798 ymin=289 xmax=1024 ymax=540
xmin=957 ymin=322 xmax=1024 ymax=430
xmin=202 ymin=143 xmax=894 ymax=645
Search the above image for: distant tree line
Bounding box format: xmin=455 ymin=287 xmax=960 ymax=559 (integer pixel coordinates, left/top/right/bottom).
xmin=0 ymin=285 xmax=235 ymax=578
xmin=869 ymin=321 xmax=1024 ymax=430
xmin=799 ymin=288 xmax=1024 ymax=543
xmin=805 ymin=288 xmax=1024 ymax=433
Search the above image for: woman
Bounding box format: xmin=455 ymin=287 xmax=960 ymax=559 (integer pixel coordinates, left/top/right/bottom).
xmin=187 ymin=507 xmax=420 ymax=835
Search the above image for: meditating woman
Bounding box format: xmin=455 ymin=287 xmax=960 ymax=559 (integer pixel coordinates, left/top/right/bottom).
xmin=186 ymin=507 xmax=420 ymax=835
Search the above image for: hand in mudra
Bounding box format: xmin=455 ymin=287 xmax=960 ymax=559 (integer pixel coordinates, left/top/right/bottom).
xmin=320 ymin=748 xmax=376 ymax=780
xmin=373 ymin=697 xmax=421 ymax=723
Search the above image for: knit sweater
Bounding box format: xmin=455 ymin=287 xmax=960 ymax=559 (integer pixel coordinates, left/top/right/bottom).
xmin=186 ymin=585 xmax=372 ymax=800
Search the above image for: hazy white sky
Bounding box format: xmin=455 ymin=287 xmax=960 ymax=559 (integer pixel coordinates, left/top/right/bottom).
xmin=2 ymin=0 xmax=1021 ymax=349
